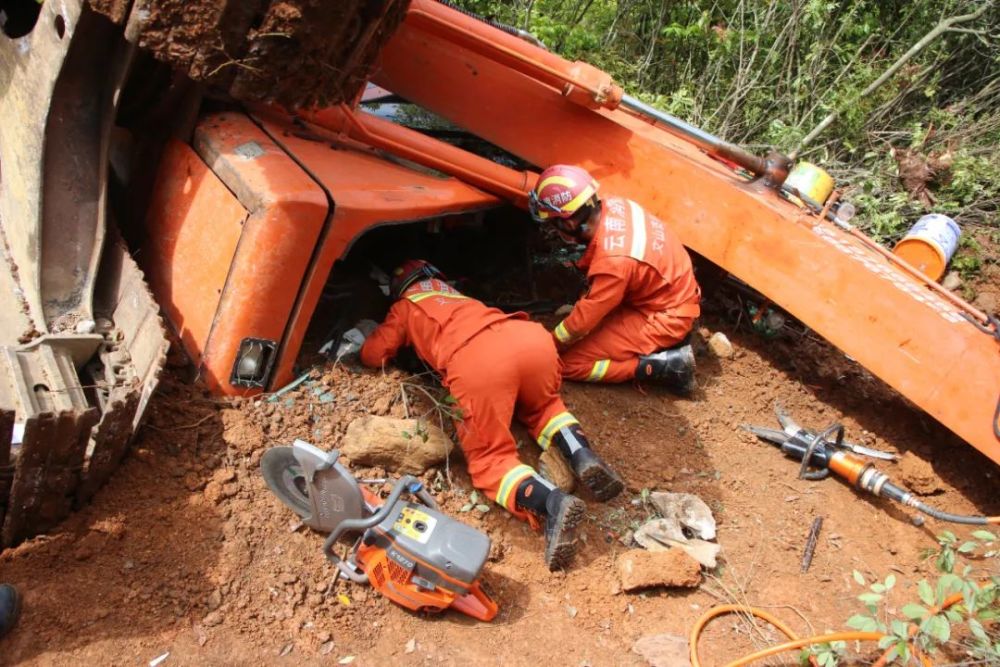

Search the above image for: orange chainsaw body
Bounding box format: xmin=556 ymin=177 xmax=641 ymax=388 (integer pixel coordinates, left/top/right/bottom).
xmin=356 ymin=534 xmax=498 ymax=621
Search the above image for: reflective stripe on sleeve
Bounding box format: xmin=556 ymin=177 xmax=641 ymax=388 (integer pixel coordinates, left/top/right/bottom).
xmin=553 ymin=320 xmax=573 ymax=344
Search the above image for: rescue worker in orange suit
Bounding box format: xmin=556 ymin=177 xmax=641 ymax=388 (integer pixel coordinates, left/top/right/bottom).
xmin=353 ymin=260 xmax=624 ymax=570
xmin=529 ymin=165 xmax=701 ymax=394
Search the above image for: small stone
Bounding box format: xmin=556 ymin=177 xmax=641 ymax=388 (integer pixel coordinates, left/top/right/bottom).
xmin=207 ymin=590 xmax=222 ymax=611
xmin=941 ymin=271 xmax=962 ymax=291
xmin=278 ymin=643 xmax=293 ymax=657
xmin=202 ymin=611 xmax=224 ymax=627
xmin=320 ymin=641 xmax=336 ymax=656
xmin=213 ymin=468 xmax=236 ymax=484
xmin=618 ymin=549 xmax=702 ymax=591
xmin=184 ymin=473 xmax=205 ymax=492
xmin=707 ymin=332 xmax=734 ymax=359
xmin=405 ymin=638 xmax=416 ymax=654
xmin=632 ymin=634 xmax=691 ymax=667
xmin=204 ymin=481 xmax=224 ymax=505
xmin=279 ymin=572 xmax=299 ymax=585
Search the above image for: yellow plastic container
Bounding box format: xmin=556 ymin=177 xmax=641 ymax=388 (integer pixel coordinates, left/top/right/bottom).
xmin=784 ymin=162 xmax=834 ymax=209
xmin=892 ymin=214 xmax=961 ymax=282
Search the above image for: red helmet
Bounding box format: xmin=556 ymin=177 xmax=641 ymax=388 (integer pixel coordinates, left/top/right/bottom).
xmin=529 ymin=165 xmax=599 ymax=227
xmin=390 ymin=259 xmax=444 ymax=299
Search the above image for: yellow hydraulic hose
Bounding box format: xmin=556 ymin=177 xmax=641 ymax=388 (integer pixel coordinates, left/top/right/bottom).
xmin=690 ymin=593 xmax=965 ymax=667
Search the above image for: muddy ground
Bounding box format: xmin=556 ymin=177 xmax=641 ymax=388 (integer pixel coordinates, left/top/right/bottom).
xmin=1 ymin=310 xmax=998 ymax=666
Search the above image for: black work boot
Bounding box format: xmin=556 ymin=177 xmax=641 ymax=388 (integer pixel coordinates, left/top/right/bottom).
xmin=515 ymin=476 xmax=586 ymax=571
xmin=0 ymin=583 xmax=21 ymax=639
xmin=636 ymin=342 xmax=696 ymax=395
xmin=542 ymin=490 xmax=586 ymax=571
xmin=552 ymin=424 xmax=624 ymax=501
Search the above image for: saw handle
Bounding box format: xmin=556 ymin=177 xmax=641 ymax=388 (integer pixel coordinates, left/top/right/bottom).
xmin=323 ymin=476 xmax=438 ymax=582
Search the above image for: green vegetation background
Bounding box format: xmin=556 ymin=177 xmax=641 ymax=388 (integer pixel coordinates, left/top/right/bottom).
xmin=456 ymin=0 xmax=999 ymax=284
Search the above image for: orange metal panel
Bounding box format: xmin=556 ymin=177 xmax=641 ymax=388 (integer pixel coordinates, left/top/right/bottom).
xmin=189 ymin=113 xmax=329 ymax=394
xmin=143 ymin=141 xmax=247 ymax=368
xmin=372 ymin=4 xmax=1000 ymax=464
xmin=246 ymin=109 xmax=500 ymax=390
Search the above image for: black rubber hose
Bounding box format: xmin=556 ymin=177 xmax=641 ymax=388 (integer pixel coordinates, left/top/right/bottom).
xmin=913 ymin=502 xmax=991 ymax=525
xmin=880 ymin=480 xmax=992 ymax=525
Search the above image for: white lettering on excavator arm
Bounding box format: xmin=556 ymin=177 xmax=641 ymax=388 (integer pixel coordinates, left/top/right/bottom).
xmin=811 ymin=225 xmax=965 ymax=325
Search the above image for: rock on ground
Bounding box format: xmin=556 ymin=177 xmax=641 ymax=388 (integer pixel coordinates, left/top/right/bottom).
xmin=618 ymin=549 xmax=702 ymax=592
xmin=649 ymin=492 xmax=716 ymax=540
xmin=538 ymin=447 xmax=575 ymax=493
xmin=707 ymin=332 xmax=734 ymax=359
xmin=632 ymin=634 xmax=691 ymax=667
xmin=340 ymin=416 xmax=453 ymax=475
xmin=941 ymin=271 xmax=962 ymax=291
xmin=633 ymin=520 xmax=720 ymax=568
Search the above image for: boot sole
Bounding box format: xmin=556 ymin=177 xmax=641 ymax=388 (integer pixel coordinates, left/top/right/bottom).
xmin=579 ymin=460 xmax=624 ymax=502
xmin=545 ymin=497 xmax=586 ymax=571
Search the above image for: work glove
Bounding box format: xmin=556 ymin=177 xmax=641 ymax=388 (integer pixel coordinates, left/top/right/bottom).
xmin=331 ymin=319 xmax=379 ymax=363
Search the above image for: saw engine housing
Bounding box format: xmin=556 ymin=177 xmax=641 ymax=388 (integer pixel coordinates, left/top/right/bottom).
xmin=354 ymin=501 xmax=497 ymax=619
xmin=261 ymin=440 xmax=497 ymax=621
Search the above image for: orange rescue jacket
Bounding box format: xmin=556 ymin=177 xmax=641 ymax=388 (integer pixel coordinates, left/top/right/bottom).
xmin=360 ymin=278 xmax=525 ymax=371
xmin=554 ymin=196 xmax=701 ymax=345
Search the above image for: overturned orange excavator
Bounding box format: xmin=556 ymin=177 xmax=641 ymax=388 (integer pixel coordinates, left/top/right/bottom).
xmin=0 ymin=0 xmax=997 ymax=546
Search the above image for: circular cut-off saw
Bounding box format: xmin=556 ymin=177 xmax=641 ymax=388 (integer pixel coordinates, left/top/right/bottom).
xmin=261 ymin=439 xmax=498 ymax=621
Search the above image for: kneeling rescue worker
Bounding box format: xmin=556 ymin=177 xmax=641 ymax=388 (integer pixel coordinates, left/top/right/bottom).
xmin=529 ymin=165 xmax=701 ymax=394
xmin=357 ymin=260 xmax=624 ymax=570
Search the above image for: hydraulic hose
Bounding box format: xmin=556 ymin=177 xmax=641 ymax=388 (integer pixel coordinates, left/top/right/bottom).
xmin=845 ymin=456 xmax=1000 ymax=526
xmin=691 ymin=593 xmax=964 ymax=667
xmin=434 ymin=0 xmax=546 ymax=47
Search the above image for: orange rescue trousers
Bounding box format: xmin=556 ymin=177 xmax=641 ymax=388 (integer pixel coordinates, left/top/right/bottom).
xmin=446 ymin=320 xmax=579 ymax=520
xmin=560 ymin=306 xmax=695 ymax=383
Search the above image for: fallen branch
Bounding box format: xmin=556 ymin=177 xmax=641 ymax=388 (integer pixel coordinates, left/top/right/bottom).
xmin=793 ymin=1 xmax=993 ymax=157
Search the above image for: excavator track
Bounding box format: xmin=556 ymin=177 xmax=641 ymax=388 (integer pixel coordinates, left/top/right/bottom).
xmin=0 ymin=241 xmax=167 ymax=547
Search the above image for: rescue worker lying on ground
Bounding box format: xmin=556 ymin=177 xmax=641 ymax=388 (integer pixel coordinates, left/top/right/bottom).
xmin=350 ymin=260 xmax=624 ymax=570
xmin=529 ymin=165 xmax=702 ymax=394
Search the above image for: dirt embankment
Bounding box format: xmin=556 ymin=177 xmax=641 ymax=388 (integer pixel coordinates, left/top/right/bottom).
xmin=92 ymin=0 xmax=411 ymax=108
xmin=2 ymin=316 xmax=998 ymax=665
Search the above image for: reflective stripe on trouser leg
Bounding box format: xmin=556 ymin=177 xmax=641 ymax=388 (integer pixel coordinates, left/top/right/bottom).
xmin=535 ymin=411 xmax=580 ymax=450
xmin=585 ymin=359 xmax=611 ymax=382
xmin=494 ymin=464 xmax=537 ymax=512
